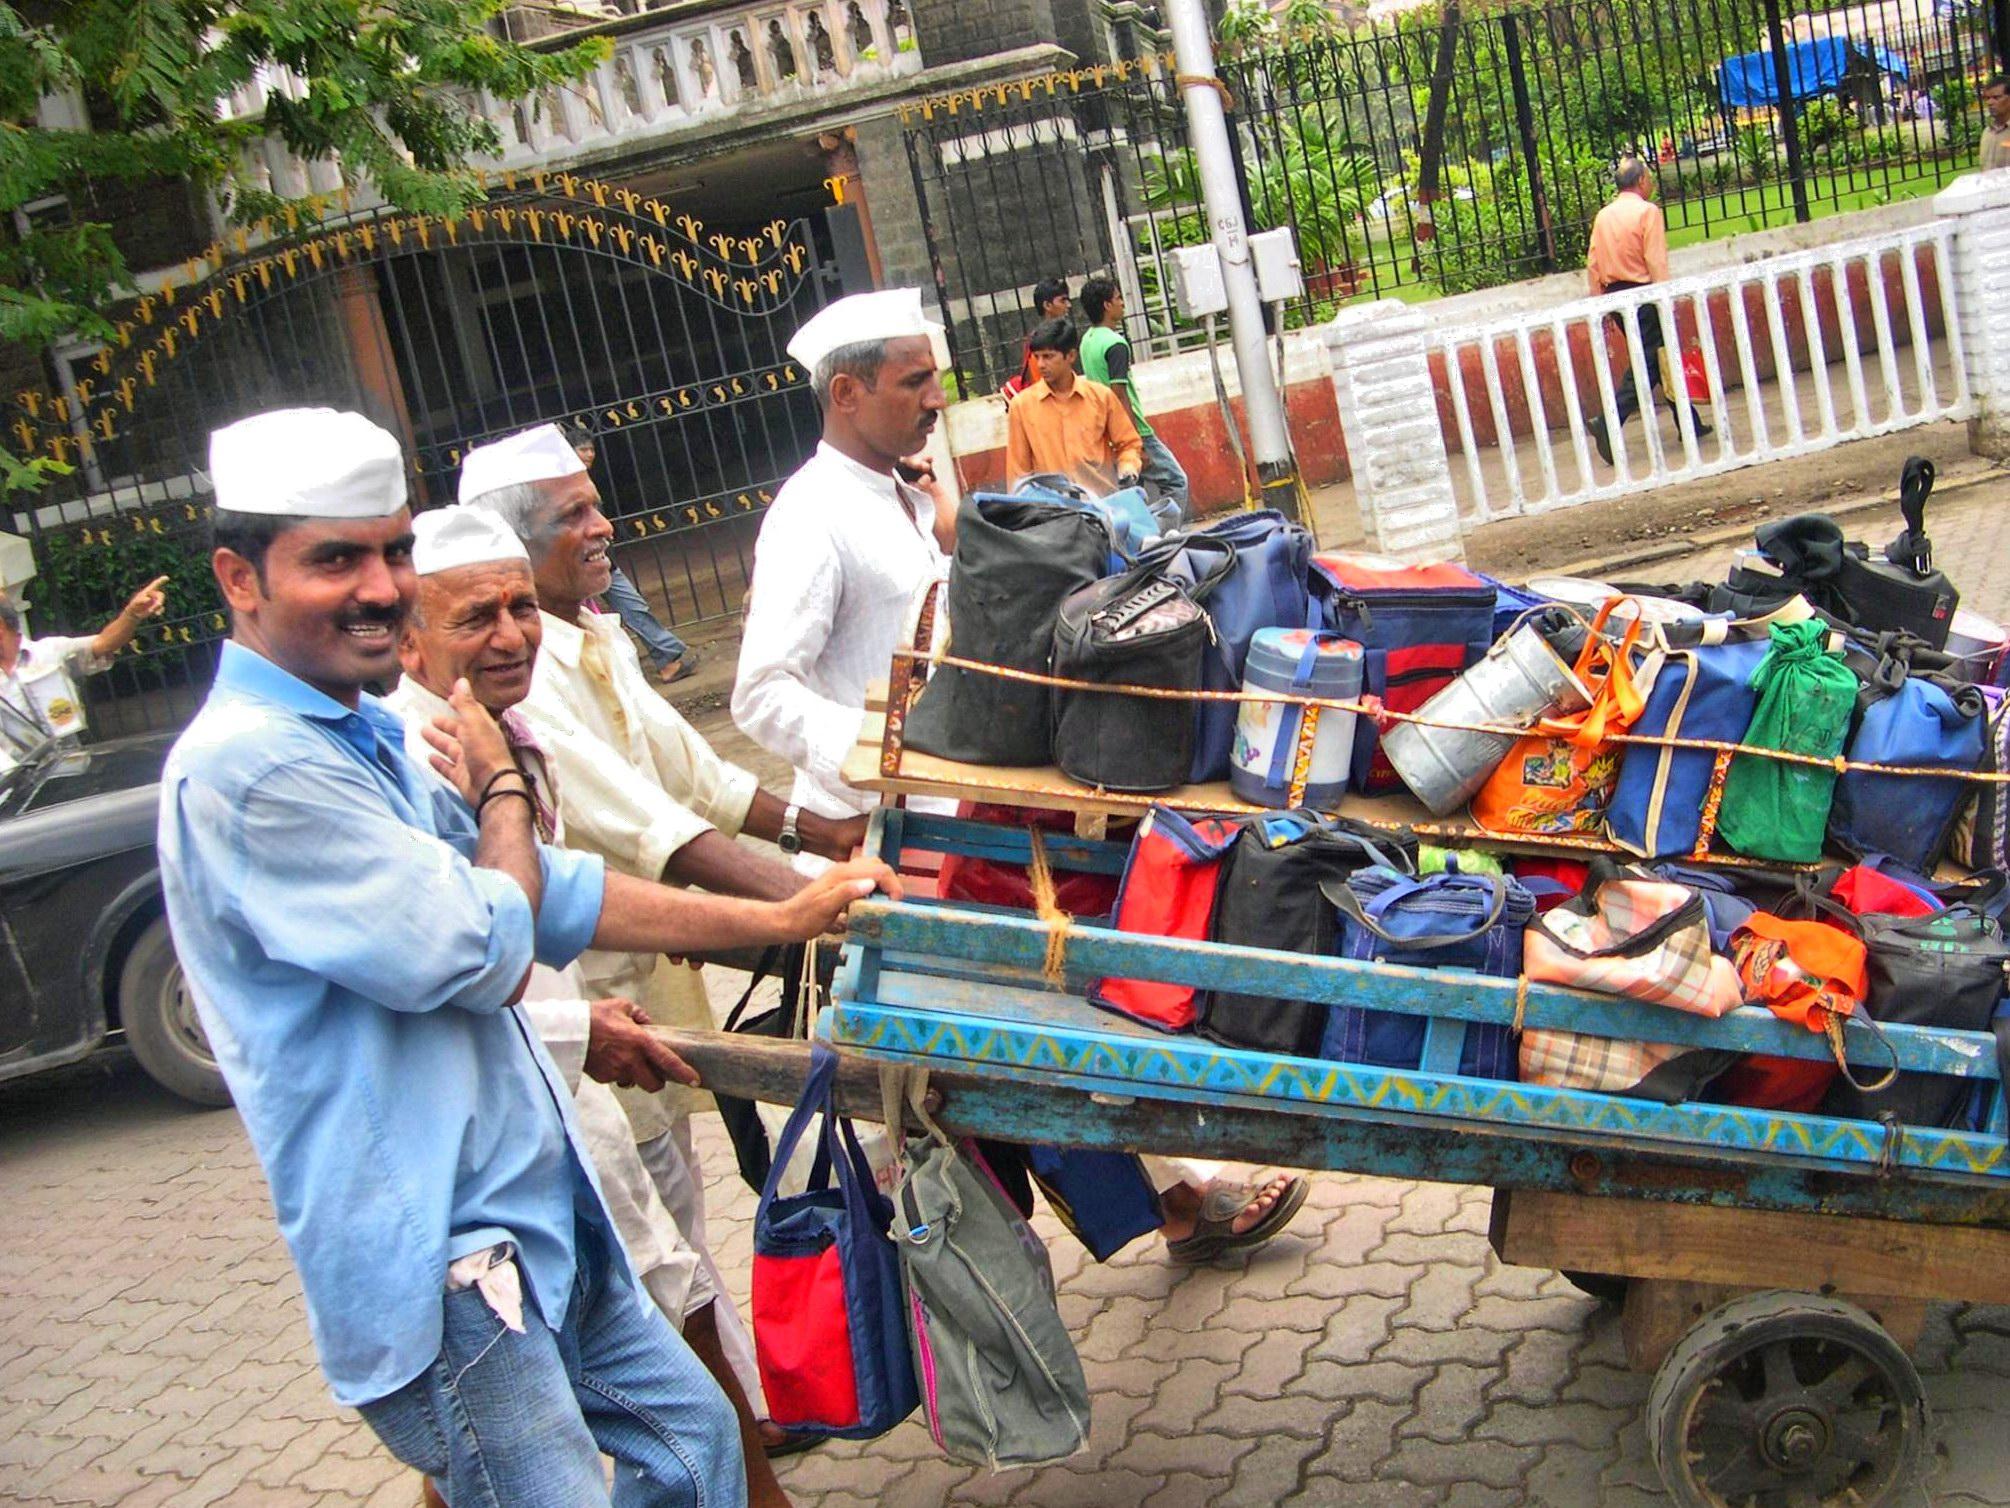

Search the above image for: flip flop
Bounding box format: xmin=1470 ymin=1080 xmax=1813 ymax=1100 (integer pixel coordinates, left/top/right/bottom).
xmin=1164 ymin=1174 xmax=1309 ymax=1265
xmin=658 ymin=649 xmax=701 ymax=685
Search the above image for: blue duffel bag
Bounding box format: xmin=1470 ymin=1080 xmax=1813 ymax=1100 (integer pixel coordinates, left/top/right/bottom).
xmin=1145 ymin=510 xmax=1316 ymax=783
xmin=1606 ymin=620 xmax=1775 ymax=858
xmin=1319 ymin=864 xmax=1535 ymax=1081
xmin=1829 ymin=670 xmax=1989 ymax=873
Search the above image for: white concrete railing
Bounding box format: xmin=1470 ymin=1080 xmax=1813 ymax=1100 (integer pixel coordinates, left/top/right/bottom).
xmin=1431 ymin=219 xmax=1972 ymax=526
xmin=222 ymin=0 xmax=921 ymax=184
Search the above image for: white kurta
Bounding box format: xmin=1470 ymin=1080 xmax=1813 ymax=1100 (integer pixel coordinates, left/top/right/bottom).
xmin=382 ymin=676 xmax=711 ymax=1324
xmin=732 ymin=441 xmax=949 ymax=821
xmin=519 ymin=606 xmax=759 ymax=1138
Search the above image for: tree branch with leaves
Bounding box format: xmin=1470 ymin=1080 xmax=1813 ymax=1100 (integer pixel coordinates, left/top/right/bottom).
xmin=1 ymin=0 xmax=608 ymax=488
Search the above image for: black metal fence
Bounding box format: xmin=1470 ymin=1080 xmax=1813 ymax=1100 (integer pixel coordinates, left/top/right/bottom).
xmin=904 ymin=0 xmax=1999 ymax=392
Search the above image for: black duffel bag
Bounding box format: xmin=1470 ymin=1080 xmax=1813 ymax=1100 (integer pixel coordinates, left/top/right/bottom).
xmin=1830 ymin=455 xmax=1959 ymax=651
xmin=906 ymin=495 xmax=1112 ymax=765
xmin=1050 ymin=543 xmax=1234 ymax=791
xmin=1820 ymin=904 xmax=2010 ymax=1131
xmin=1197 ymin=814 xmax=1417 ymax=1056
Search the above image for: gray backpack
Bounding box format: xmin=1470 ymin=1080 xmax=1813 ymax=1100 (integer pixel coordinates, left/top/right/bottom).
xmin=879 ymin=1070 xmax=1091 ymax=1470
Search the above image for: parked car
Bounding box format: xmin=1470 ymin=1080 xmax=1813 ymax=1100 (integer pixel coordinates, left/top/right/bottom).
xmin=0 ymin=732 xmax=226 ymax=1106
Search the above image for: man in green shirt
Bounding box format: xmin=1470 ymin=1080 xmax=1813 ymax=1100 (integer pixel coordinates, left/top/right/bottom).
xmin=1078 ymin=275 xmax=1189 ymax=509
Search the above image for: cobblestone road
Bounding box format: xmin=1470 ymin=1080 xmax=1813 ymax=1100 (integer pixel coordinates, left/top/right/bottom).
xmin=6 ymin=480 xmax=2010 ymax=1507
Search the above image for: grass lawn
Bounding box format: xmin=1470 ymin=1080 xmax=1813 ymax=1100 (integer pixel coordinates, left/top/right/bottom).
xmin=1662 ymin=166 xmax=1952 ymax=248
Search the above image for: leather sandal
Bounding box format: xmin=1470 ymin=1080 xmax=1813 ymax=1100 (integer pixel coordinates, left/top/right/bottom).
xmin=1164 ymin=1175 xmax=1309 ymax=1264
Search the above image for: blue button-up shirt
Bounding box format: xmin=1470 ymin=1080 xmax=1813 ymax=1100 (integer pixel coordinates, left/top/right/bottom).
xmin=159 ymin=642 xmax=611 ymax=1406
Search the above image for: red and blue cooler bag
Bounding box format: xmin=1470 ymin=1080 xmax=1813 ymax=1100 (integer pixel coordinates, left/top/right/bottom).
xmin=1089 ymin=806 xmax=1249 ymax=1031
xmin=1310 ymin=554 xmax=1495 ymax=795
xmin=752 ymin=1044 xmax=918 ymax=1439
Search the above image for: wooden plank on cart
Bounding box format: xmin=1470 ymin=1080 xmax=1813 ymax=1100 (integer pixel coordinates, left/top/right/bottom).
xmin=1491 ymin=1187 xmax=2010 ymax=1306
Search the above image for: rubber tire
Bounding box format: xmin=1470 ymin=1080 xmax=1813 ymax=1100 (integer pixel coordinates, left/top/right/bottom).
xmin=1646 ymin=1289 xmax=1928 ymax=1508
xmin=118 ymin=915 xmax=231 ymax=1107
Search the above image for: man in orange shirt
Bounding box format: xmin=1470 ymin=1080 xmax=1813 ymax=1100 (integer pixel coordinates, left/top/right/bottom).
xmin=1004 ymin=318 xmax=1144 ymax=494
xmin=1584 ymin=157 xmax=1707 ymax=464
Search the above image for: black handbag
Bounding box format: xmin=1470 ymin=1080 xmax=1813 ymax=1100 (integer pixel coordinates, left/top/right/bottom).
xmin=906 ymin=495 xmax=1112 ymax=765
xmin=1830 ymin=457 xmax=1959 ymax=649
xmin=1050 ymin=544 xmax=1235 ymax=792
xmin=1819 ymin=905 xmax=2010 ymax=1130
xmin=1197 ymin=815 xmax=1416 ymax=1056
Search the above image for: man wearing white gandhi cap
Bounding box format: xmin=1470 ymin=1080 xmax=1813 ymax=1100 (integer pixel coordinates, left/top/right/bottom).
xmin=157 ymin=407 xmax=898 ymax=1506
xmin=736 ymin=299 xmax=1311 ymax=1262
xmin=458 ymin=420 xmax=868 ymax=1455
xmin=730 ymin=288 xmax=955 ymax=839
xmin=384 ymin=505 xmax=796 ymax=1508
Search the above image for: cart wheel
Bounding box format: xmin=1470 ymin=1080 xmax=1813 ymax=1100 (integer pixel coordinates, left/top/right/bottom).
xmin=1646 ymin=1290 xmax=1928 ymax=1508
xmin=1560 ymin=1270 xmax=1630 ymax=1305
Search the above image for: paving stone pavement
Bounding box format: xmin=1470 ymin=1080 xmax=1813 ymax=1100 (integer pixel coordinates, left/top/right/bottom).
xmin=6 ymin=482 xmax=2010 ymax=1507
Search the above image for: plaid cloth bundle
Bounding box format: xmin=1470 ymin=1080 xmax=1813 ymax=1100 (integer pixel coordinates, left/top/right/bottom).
xmin=1519 ymin=864 xmax=1743 ymax=1102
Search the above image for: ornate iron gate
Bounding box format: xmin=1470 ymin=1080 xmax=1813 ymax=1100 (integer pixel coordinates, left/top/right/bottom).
xmin=6 ymin=170 xmax=839 ymax=737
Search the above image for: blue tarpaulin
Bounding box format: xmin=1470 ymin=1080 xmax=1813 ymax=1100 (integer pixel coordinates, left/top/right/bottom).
xmin=1717 ymin=37 xmax=1910 ymax=110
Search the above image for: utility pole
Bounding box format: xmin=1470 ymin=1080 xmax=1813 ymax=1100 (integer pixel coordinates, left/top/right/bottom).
xmin=1162 ymin=0 xmax=1301 ymax=520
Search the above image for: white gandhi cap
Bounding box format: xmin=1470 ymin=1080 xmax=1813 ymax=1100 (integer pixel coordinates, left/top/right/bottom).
xmin=785 ymin=288 xmax=948 ymax=372
xmin=208 ymin=408 xmax=408 ymax=518
xmin=412 ymin=506 xmax=531 ymax=576
xmin=457 ymin=423 xmax=587 ymax=505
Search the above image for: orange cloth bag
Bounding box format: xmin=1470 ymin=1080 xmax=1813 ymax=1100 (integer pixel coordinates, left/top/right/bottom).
xmin=1471 ymin=603 xmax=1652 ymax=836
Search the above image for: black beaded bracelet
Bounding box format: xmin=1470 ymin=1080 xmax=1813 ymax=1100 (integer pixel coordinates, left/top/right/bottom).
xmin=477 ymin=785 xmax=534 ymax=820
xmin=477 ymin=767 xmax=526 ymax=805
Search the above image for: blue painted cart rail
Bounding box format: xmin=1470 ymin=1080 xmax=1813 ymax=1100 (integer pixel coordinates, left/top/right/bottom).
xmin=824 ymin=809 xmax=2010 ymax=1226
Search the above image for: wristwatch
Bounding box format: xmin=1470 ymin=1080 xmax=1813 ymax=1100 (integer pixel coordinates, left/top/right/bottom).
xmin=777 ymin=803 xmax=805 ymax=856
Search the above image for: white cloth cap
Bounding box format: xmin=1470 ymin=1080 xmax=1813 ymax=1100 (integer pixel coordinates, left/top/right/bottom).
xmin=457 ymin=424 xmax=587 ymax=505
xmin=785 ymin=288 xmax=947 ymax=372
xmin=412 ymin=506 xmax=531 ymax=576
xmin=208 ymin=408 xmax=407 ymax=518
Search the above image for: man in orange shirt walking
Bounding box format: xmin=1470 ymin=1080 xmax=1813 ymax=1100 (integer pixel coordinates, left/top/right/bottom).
xmin=1004 ymin=318 xmax=1144 ymax=494
xmin=1584 ymin=157 xmax=1708 ymax=465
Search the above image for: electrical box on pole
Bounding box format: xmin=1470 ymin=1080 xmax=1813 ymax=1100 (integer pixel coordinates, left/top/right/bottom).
xmin=1246 ymin=228 xmax=1305 ymax=304
xmin=1167 ymin=244 xmax=1230 ymax=320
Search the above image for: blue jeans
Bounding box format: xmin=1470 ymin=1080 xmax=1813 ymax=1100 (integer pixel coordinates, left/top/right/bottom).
xmin=604 ymin=568 xmax=689 ymax=671
xmin=1138 ymin=431 xmax=1190 ymax=511
xmin=358 ymin=1227 xmax=744 ymax=1508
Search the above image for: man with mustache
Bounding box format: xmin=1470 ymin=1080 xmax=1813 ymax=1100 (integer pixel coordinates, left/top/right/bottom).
xmin=384 ymin=506 xmax=794 ymax=1508
xmin=731 ymin=288 xmax=953 ymax=843
xmin=158 ymin=408 xmax=896 ymax=1506
xmin=461 ymin=423 xmax=862 ymax=1452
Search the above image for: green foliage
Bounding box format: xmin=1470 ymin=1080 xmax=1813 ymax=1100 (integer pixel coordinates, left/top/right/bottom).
xmin=1429 ymin=151 xmax=1610 ymax=295
xmin=1935 ymin=80 xmax=1982 ymax=154
xmin=1215 ymin=0 xmax=1277 ymax=57
xmin=1735 ymin=123 xmax=1778 ymax=182
xmin=1 ymin=0 xmax=609 ymax=489
xmin=1145 ymin=122 xmax=1380 ymax=275
xmin=0 ymin=0 xmax=609 ymax=350
xmin=37 ymin=515 xmax=221 ymax=628
xmin=1798 ymin=97 xmax=1852 ymax=150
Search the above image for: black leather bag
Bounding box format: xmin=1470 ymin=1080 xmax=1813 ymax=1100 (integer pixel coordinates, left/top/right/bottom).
xmin=1830 ymin=458 xmax=1959 ymax=650
xmin=1820 ymin=905 xmax=2010 ymax=1130
xmin=1197 ymin=816 xmax=1417 ymax=1056
xmin=1050 ymin=546 xmax=1234 ymax=791
xmin=906 ymin=495 xmax=1112 ymax=766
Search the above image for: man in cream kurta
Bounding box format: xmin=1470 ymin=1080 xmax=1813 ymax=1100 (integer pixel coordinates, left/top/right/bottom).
xmin=462 ymin=424 xmax=867 ymax=1445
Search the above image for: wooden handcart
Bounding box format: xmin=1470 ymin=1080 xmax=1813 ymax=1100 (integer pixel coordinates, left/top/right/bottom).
xmin=670 ymin=692 xmax=2010 ymax=1508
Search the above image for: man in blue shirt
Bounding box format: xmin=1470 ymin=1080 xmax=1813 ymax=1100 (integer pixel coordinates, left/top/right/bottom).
xmin=160 ymin=408 xmax=896 ymax=1508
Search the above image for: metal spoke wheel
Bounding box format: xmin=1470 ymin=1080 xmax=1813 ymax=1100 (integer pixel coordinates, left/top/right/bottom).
xmin=1647 ymin=1290 xmax=1927 ymax=1508
xmin=119 ymin=915 xmax=231 ymax=1107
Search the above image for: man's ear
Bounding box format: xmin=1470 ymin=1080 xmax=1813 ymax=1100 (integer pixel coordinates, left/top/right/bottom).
xmin=213 ymin=548 xmax=262 ymax=615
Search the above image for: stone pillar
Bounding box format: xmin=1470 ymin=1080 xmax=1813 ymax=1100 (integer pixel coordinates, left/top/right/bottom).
xmin=1323 ymin=301 xmax=1466 ymax=564
xmin=1933 ymin=170 xmax=2010 ymax=462
xmin=909 ymin=0 xmax=1059 ymax=65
